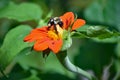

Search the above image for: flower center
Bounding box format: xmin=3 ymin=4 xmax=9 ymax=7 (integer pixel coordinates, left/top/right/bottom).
xmin=48 ymin=31 xmax=58 ymax=40
xmin=48 ymin=25 xmax=63 ymax=40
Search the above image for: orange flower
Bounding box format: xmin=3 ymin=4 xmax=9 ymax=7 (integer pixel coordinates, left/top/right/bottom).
xmin=60 ymin=12 xmax=85 ymax=30
xmin=24 ymin=12 xmax=85 ymax=54
xmin=24 ymin=25 xmax=63 ymax=53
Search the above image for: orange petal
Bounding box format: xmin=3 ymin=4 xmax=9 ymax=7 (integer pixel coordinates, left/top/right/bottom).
xmin=24 ymin=27 xmax=48 ymax=42
xmin=31 ymin=26 xmax=48 ymax=33
xmin=49 ymin=39 xmax=63 ymax=53
xmin=60 ymin=12 xmax=74 ymax=29
xmin=24 ymin=34 xmax=46 ymax=42
xmin=72 ymin=19 xmax=85 ymax=30
xmin=24 ymin=35 xmax=33 ymax=42
xmin=33 ymin=38 xmax=49 ymax=51
xmin=24 ymin=31 xmax=47 ymax=42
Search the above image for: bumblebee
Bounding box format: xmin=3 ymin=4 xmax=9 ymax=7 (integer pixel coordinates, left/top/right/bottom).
xmin=48 ymin=17 xmax=63 ymax=33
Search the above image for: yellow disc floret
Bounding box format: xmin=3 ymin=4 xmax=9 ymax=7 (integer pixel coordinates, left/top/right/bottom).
xmin=48 ymin=25 xmax=63 ymax=40
xmin=48 ymin=31 xmax=58 ymax=40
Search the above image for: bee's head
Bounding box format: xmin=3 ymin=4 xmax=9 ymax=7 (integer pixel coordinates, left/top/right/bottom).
xmin=48 ymin=17 xmax=63 ymax=27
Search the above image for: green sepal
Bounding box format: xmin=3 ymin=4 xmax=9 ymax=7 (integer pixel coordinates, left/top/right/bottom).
xmin=61 ymin=30 xmax=72 ymax=51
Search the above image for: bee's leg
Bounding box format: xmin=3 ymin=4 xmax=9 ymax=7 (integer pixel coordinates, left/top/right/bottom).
xmin=54 ymin=25 xmax=58 ymax=34
xmin=47 ymin=24 xmax=53 ymax=30
xmin=48 ymin=26 xmax=51 ymax=30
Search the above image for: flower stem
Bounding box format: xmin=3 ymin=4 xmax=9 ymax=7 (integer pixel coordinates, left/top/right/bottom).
xmin=56 ymin=50 xmax=95 ymax=80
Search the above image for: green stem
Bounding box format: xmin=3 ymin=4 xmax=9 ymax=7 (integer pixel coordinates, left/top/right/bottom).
xmin=56 ymin=50 xmax=95 ymax=80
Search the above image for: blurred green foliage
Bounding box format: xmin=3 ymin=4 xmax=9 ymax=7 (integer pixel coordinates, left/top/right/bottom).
xmin=0 ymin=2 xmax=42 ymax=22
xmin=0 ymin=25 xmax=32 ymax=69
xmin=0 ymin=0 xmax=120 ymax=80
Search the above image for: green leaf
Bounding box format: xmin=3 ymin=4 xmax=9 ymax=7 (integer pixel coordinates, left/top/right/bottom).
xmin=86 ymin=26 xmax=120 ymax=42
xmin=71 ymin=25 xmax=120 ymax=43
xmin=0 ymin=25 xmax=32 ymax=69
xmin=86 ymin=26 xmax=113 ymax=38
xmin=92 ymin=37 xmax=120 ymax=43
xmin=71 ymin=31 xmax=88 ymax=38
xmin=0 ymin=2 xmax=42 ymax=22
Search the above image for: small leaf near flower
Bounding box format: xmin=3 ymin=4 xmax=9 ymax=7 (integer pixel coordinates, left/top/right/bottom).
xmin=61 ymin=34 xmax=72 ymax=51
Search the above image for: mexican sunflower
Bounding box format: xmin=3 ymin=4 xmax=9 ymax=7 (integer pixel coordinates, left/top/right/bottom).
xmin=24 ymin=12 xmax=85 ymax=54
